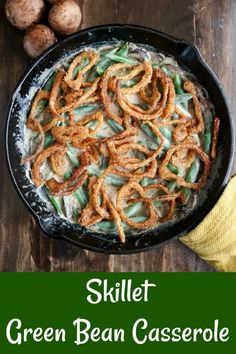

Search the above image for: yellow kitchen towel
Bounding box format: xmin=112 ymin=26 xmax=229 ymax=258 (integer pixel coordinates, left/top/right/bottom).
xmin=180 ymin=175 xmax=236 ymax=272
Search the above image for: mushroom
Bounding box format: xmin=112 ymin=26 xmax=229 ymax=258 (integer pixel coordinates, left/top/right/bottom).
xmin=5 ymin=0 xmax=46 ymax=31
xmin=48 ymin=0 xmax=82 ymax=36
xmin=23 ymin=24 xmax=57 ymax=58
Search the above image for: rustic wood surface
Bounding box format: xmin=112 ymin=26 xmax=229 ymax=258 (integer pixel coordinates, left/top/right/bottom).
xmin=0 ymin=0 xmax=235 ymax=272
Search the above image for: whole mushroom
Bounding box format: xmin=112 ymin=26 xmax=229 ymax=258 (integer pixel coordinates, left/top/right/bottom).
xmin=5 ymin=0 xmax=46 ymax=31
xmin=48 ymin=0 xmax=82 ymax=36
xmin=23 ymin=24 xmax=57 ymax=58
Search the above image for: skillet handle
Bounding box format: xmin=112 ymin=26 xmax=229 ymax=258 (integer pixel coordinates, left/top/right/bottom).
xmin=178 ymin=41 xmax=206 ymax=66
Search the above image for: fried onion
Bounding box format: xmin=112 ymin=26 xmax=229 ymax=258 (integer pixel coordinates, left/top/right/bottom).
xmin=159 ymin=143 xmax=210 ymax=190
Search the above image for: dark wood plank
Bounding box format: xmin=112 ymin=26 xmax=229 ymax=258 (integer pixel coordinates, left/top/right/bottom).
xmin=0 ymin=0 xmax=234 ymax=272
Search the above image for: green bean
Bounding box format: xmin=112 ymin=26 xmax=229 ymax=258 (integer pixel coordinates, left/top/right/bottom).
xmin=72 ymin=57 xmax=89 ymax=78
xmin=135 ymin=149 xmax=145 ymax=160
xmin=105 ymin=175 xmax=125 ymax=187
xmin=159 ymin=126 xmax=172 ymax=140
xmin=96 ymin=220 xmax=116 ymax=231
xmin=117 ymin=42 xmax=129 ymax=57
xmin=167 ymin=163 xmax=179 ymax=175
xmin=151 ymin=189 xmax=167 ymax=208
xmin=44 ymin=187 xmax=63 ymax=216
xmin=64 ymin=171 xmax=72 ymax=180
xmin=124 ymin=202 xmax=142 ymax=217
xmin=74 ymin=187 xmax=88 ymax=209
xmin=140 ymin=178 xmax=149 ymax=187
xmin=86 ymin=119 xmax=98 ymax=129
xmin=43 ymin=72 xmax=56 ymax=91
xmin=186 ymin=158 xmax=201 ymax=183
xmin=107 ymin=119 xmax=125 ymax=133
xmin=152 ymin=63 xmax=159 ymax=69
xmin=87 ymin=166 xmax=101 ymax=177
xmin=127 ymin=215 xmax=148 ymax=223
xmin=167 ymin=167 xmax=184 ymax=192
xmin=167 ymin=181 xmax=178 ymax=193
xmin=74 ymin=103 xmax=100 ymax=116
xmin=44 ymin=133 xmax=54 ymax=148
xmin=99 ymin=216 xmax=146 ymax=231
xmin=140 ymin=124 xmax=160 ymax=146
xmin=87 ymin=67 xmax=99 ymax=82
xmin=82 ymin=184 xmax=89 ymax=203
xmin=67 ymin=149 xmax=80 ymax=166
xmin=72 ymin=206 xmax=79 ymax=221
xmin=172 ymin=112 xmax=179 ymax=120
xmin=96 ymin=47 xmax=118 ymax=75
xmin=45 ymin=170 xmax=54 ymax=180
xmin=121 ymin=77 xmax=139 ymax=88
xmin=203 ymin=128 xmax=211 ymax=153
xmin=37 ymin=99 xmax=48 ymax=114
xmin=126 ymin=216 xmax=148 ymax=223
xmin=100 ymin=156 xmax=109 ymax=170
xmin=140 ymin=178 xmax=158 ymax=187
xmin=163 ymin=139 xmax=171 ymax=152
xmin=175 ymin=93 xmax=192 ymax=106
xmin=161 ymin=66 xmax=173 ymax=77
xmin=96 ymin=133 xmax=107 ymax=139
xmin=173 ymin=72 xmax=184 ymax=94
xmin=97 ymin=43 xmax=129 ymax=75
xmin=183 ymin=158 xmax=201 ymax=200
xmin=138 ymin=139 xmax=153 ymax=150
xmin=96 ymin=216 xmax=147 ymax=232
xmin=140 ymin=123 xmax=171 ymax=153
xmin=105 ymin=53 xmax=138 ymax=65
xmin=96 ymin=199 xmax=144 ymax=232
xmin=57 ymin=121 xmax=66 ymax=127
xmin=87 ymin=166 xmax=125 ymax=186
xmin=67 ymin=142 xmax=76 ymax=153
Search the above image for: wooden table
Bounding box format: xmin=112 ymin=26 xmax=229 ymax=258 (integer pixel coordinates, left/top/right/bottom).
xmin=0 ymin=0 xmax=235 ymax=272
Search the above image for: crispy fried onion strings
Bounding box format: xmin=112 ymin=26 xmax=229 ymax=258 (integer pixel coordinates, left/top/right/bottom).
xmin=79 ymin=177 xmax=110 ymax=226
xmin=107 ymin=127 xmax=164 ymax=169
xmin=128 ymin=184 xmax=181 ymax=222
xmin=116 ymin=69 xmax=175 ymax=120
xmin=211 ymin=117 xmax=220 ymax=159
xmin=59 ymin=77 xmax=101 ymax=113
xmin=46 ymin=152 xmax=89 ymax=196
xmin=50 ymin=149 xmax=68 ymax=177
xmin=26 ymin=90 xmax=50 ymax=131
xmin=49 ymin=70 xmax=66 ymax=121
xmin=183 ymin=80 xmax=204 ymax=133
xmin=32 ymin=143 xmax=67 ymax=187
xmin=22 ymin=46 xmax=217 ymax=244
xmin=64 ymin=51 xmax=100 ymax=91
xmin=51 ymin=125 xmax=89 ymax=143
xmin=116 ymin=181 xmax=157 ymax=229
xmin=159 ymin=143 xmax=211 ymax=190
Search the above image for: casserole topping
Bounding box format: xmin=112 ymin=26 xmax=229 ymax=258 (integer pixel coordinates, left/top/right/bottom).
xmin=22 ymin=42 xmax=220 ymax=242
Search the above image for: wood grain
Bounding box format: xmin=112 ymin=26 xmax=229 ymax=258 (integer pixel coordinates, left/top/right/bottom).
xmin=0 ymin=0 xmax=235 ymax=272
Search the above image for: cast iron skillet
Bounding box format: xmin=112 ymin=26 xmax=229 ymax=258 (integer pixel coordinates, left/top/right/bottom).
xmin=5 ymin=24 xmax=234 ymax=254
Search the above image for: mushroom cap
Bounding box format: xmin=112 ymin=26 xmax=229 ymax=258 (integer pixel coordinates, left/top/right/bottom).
xmin=5 ymin=0 xmax=46 ymax=31
xmin=23 ymin=24 xmax=57 ymax=58
xmin=48 ymin=0 xmax=82 ymax=36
